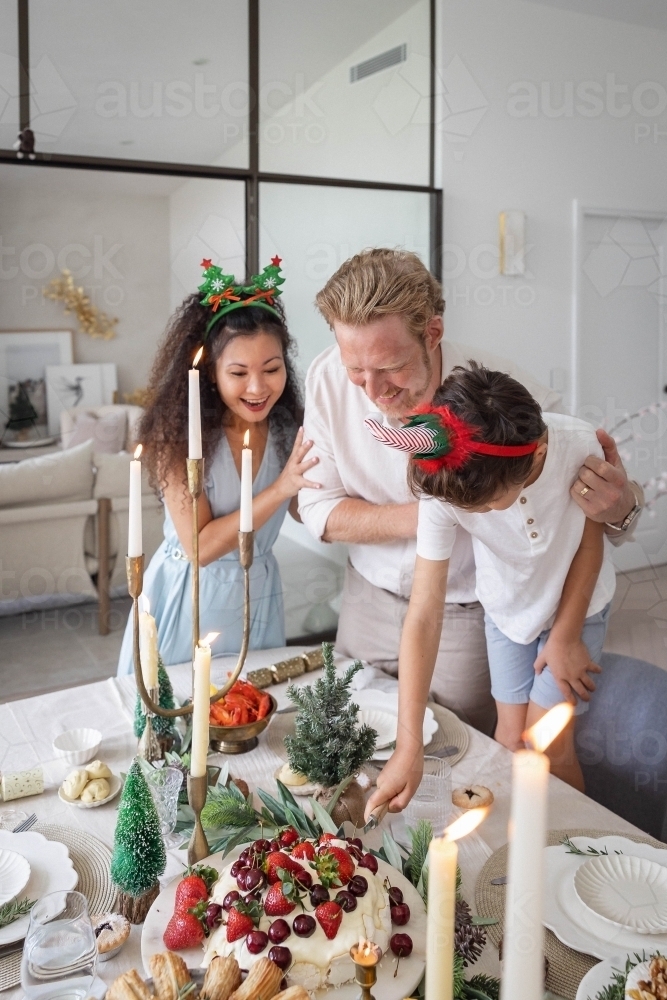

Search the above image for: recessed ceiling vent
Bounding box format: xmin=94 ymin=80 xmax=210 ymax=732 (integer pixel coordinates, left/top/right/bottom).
xmin=350 ymin=43 xmax=407 ymax=83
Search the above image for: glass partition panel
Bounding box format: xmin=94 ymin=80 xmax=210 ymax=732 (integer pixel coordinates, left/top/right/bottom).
xmin=0 ymin=164 xmax=244 ymax=401
xmin=259 ymin=181 xmax=431 ymax=371
xmin=259 ymin=0 xmax=431 ymax=185
xmin=0 ymin=2 xmax=19 ymax=150
xmin=29 ymin=0 xmax=248 ymax=166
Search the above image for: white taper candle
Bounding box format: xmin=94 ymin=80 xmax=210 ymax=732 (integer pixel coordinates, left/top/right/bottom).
xmin=189 ymin=348 xmax=203 ymax=460
xmin=128 ymin=444 xmax=143 ymax=557
xmin=240 ymin=429 xmax=253 ymax=532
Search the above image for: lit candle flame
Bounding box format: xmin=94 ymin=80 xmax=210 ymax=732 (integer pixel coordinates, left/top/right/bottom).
xmin=134 ymin=443 xmax=143 ymax=460
xmin=243 ymin=429 xmax=250 ymax=448
xmin=523 ymin=702 xmax=574 ymax=753
xmin=193 ymin=346 xmax=203 ymax=368
xmin=200 ymin=631 xmax=220 ymax=647
xmin=443 ymin=806 xmax=488 ymax=841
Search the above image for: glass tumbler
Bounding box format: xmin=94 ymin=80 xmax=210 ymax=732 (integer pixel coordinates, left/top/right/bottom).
xmin=403 ymin=755 xmax=452 ymax=835
xmin=21 ymin=890 xmax=97 ymax=1000
xmin=146 ymin=766 xmax=184 ymax=849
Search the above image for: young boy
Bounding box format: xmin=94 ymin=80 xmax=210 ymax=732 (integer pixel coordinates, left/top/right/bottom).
xmin=364 ymin=362 xmax=615 ymax=814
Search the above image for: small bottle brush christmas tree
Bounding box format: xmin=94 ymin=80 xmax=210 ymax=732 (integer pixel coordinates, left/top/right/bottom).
xmin=111 ymin=757 xmax=166 ymax=923
xmin=6 ymin=384 xmax=38 ymax=437
xmin=134 ymin=657 xmax=179 ymax=753
xmin=284 ymin=642 xmax=376 ymax=826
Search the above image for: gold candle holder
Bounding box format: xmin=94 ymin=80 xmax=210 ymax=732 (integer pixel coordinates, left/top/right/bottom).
xmin=187 ymin=772 xmax=209 ymax=865
xmin=349 ymin=942 xmax=382 ymax=1000
xmin=137 ymin=684 xmax=161 ymax=763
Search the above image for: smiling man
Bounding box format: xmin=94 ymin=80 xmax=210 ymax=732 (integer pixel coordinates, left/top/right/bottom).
xmin=298 ymin=249 xmax=642 ymax=734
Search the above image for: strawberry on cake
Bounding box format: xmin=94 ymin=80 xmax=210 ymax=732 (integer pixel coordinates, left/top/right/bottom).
xmin=202 ymin=833 xmax=397 ymax=992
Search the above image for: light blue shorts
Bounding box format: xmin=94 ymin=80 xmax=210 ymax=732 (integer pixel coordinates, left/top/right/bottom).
xmin=484 ymin=602 xmax=612 ymax=715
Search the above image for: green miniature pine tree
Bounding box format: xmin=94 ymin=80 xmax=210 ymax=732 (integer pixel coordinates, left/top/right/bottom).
xmin=134 ymin=658 xmax=178 ymax=745
xmin=283 ymin=642 xmax=376 ymax=787
xmin=110 ymin=758 xmax=166 ymax=899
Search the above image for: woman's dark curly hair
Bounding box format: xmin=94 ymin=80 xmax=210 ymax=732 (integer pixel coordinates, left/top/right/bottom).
xmin=138 ymin=295 xmax=303 ymax=492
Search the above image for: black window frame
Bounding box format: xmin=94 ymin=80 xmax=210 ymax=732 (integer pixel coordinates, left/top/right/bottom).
xmin=1 ymin=0 xmax=442 ymax=279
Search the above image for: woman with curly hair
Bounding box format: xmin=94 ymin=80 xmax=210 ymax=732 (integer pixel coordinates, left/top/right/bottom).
xmin=116 ymin=282 xmax=319 ymax=674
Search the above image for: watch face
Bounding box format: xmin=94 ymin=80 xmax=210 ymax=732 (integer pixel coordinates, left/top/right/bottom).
xmin=623 ymin=504 xmax=641 ymax=529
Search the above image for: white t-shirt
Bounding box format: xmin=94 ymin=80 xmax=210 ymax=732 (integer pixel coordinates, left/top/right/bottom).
xmin=299 ymin=340 xmax=563 ymax=602
xmin=416 ymin=412 xmax=617 ymax=643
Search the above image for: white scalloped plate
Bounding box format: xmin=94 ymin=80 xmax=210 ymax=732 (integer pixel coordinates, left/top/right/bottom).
xmin=0 ymin=831 xmax=78 ymax=946
xmin=0 ymin=849 xmax=31 ymax=905
xmin=575 ymin=855 xmax=667 ymax=934
xmin=544 ymin=836 xmax=667 ymax=961
xmin=353 ymin=690 xmax=437 ymax=760
xmin=358 ymin=709 xmax=397 ymax=749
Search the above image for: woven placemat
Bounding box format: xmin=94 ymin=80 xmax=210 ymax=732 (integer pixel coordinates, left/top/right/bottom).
xmin=0 ymin=824 xmax=116 ymax=993
xmin=265 ymin=701 xmax=470 ymax=769
xmin=474 ymin=827 xmax=667 ymax=1000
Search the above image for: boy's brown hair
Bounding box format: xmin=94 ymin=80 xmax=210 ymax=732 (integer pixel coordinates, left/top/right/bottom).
xmin=409 ymin=362 xmax=546 ymax=509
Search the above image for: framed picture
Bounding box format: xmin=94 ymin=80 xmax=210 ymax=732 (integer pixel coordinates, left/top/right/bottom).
xmin=45 ymin=363 xmax=118 ymax=435
xmin=0 ymin=330 xmax=73 ymax=442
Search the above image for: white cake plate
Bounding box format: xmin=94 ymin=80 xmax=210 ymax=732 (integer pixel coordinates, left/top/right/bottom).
xmin=142 ymin=844 xmax=426 ymax=1000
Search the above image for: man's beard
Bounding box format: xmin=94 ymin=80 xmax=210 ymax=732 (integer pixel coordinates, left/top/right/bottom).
xmin=375 ymin=347 xmax=433 ymax=419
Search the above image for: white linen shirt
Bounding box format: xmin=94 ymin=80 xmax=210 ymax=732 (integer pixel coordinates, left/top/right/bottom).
xmin=416 ymin=412 xmax=617 ymax=643
xmin=299 ymin=340 xmax=563 ymax=602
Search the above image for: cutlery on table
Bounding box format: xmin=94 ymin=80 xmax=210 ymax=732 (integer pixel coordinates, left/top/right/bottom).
xmin=363 ymin=802 xmax=389 ymax=833
xmin=12 ymin=813 xmax=37 ymax=833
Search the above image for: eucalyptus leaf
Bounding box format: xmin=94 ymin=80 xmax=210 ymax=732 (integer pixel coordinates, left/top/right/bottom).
xmin=309 ymin=797 xmax=339 ymax=835
xmin=325 ymin=774 xmax=353 ymax=816
xmin=256 ymin=788 xmax=289 ymax=825
xmin=382 ymin=830 xmax=405 ymax=872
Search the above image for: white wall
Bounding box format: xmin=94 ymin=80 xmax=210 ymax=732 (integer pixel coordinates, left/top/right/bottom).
xmin=0 ymin=167 xmax=171 ymax=397
xmin=438 ymin=0 xmax=667 ymax=411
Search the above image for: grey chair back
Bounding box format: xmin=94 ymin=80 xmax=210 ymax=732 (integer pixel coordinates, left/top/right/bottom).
xmin=575 ymin=652 xmax=667 ymax=841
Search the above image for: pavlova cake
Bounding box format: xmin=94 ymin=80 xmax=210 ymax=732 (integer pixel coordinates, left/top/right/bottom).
xmin=198 ymin=830 xmax=410 ymax=992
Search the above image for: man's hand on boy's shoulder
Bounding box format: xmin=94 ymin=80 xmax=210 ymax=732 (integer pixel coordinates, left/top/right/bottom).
xmin=571 ymin=428 xmax=640 ymax=528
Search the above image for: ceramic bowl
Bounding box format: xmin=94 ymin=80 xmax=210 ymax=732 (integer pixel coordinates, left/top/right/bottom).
xmin=52 ymin=728 xmax=102 ymax=765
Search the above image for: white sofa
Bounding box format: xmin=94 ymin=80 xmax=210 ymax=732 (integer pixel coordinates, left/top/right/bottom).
xmin=0 ymin=439 xmax=163 ymax=631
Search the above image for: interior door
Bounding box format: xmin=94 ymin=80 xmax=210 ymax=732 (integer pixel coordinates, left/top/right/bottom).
xmin=578 ymin=210 xmax=667 ymax=571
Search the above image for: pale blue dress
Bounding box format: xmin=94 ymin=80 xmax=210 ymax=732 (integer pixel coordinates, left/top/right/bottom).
xmin=117 ymin=429 xmax=289 ymax=674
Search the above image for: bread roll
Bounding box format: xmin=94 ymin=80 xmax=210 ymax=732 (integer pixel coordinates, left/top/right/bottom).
xmin=149 ymin=951 xmax=191 ymax=1000
xmin=62 ymin=769 xmax=88 ymax=800
xmin=86 ymin=760 xmax=112 ymax=780
xmin=81 ymin=777 xmax=110 ymax=803
xmin=200 ymin=956 xmax=242 ymax=1000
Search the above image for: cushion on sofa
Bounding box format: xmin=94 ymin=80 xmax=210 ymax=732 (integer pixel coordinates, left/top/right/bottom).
xmin=0 ymin=439 xmax=95 ymax=509
xmin=64 ymin=409 xmax=127 ymax=453
xmin=93 ymin=451 xmax=152 ymax=499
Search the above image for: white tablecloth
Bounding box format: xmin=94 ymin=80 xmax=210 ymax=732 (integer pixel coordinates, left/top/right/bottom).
xmin=0 ymin=646 xmax=645 ymax=997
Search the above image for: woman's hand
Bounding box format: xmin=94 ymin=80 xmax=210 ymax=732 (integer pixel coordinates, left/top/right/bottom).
xmin=363 ymin=745 xmax=424 ymax=823
xmin=274 ymin=427 xmax=321 ymax=502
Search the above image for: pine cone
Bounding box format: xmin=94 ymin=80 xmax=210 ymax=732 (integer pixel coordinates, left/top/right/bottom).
xmin=454 ymin=921 xmax=486 ymax=967
xmin=455 ymin=897 xmax=472 ymax=928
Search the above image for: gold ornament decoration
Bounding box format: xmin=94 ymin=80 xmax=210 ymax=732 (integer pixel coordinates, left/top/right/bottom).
xmin=43 ymin=269 xmax=118 ymax=340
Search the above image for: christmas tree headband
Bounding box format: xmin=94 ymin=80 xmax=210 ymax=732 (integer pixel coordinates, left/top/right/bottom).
xmin=199 ymin=255 xmax=285 ymax=336
xmin=365 ymin=405 xmax=539 ymax=474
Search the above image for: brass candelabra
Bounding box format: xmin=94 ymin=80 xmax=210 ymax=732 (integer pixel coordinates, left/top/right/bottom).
xmin=129 ymin=456 xmax=255 ymax=864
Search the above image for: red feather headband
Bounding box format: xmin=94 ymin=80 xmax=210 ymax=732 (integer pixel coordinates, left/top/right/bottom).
xmin=365 ymin=404 xmax=539 ymax=473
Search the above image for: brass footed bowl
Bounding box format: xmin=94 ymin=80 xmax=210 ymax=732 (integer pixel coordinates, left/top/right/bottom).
xmin=208 ymin=693 xmax=277 ymax=754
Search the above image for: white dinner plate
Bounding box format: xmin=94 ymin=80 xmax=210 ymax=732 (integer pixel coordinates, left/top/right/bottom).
xmin=544 ymin=836 xmax=667 ymax=961
xmin=142 ymin=844 xmax=426 ymax=1000
xmin=0 ymin=849 xmax=31 ymax=905
xmin=353 ymin=690 xmax=437 ymax=760
xmin=357 ymin=709 xmax=397 ymax=749
xmin=574 ymin=854 xmax=667 ymax=934
xmin=0 ymin=831 xmax=78 ymax=946
xmin=576 ymin=955 xmax=656 ymax=1000
xmin=58 ymin=774 xmax=121 ymax=809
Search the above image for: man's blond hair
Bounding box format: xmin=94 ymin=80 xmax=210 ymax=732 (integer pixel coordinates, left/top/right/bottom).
xmin=315 ymin=248 xmax=445 ymax=341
